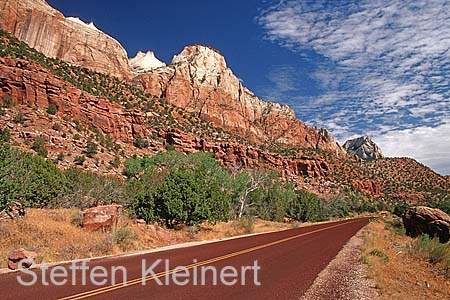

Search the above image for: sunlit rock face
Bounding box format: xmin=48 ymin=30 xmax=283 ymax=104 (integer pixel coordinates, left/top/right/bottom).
xmin=0 ymin=0 xmax=131 ymax=78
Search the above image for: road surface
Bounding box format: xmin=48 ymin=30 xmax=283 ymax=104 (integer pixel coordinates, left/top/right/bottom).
xmin=0 ymin=218 xmax=369 ymax=300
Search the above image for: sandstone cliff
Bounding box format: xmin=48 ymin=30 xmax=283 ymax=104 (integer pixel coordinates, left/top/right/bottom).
xmin=0 ymin=0 xmax=130 ymax=78
xmin=132 ymin=45 xmax=344 ymax=155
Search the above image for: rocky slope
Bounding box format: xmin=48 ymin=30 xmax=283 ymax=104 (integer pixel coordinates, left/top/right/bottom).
xmin=0 ymin=0 xmax=130 ymax=78
xmin=343 ymin=136 xmax=384 ymax=161
xmin=132 ymin=45 xmax=344 ymax=155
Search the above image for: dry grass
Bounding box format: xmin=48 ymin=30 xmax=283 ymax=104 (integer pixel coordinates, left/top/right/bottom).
xmin=362 ymin=219 xmax=450 ymax=299
xmin=196 ymin=218 xmax=298 ymax=241
xmin=0 ymin=209 xmax=303 ymax=269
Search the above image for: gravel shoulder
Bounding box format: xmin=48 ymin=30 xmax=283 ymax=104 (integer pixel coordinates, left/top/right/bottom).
xmin=300 ymin=226 xmax=379 ymax=300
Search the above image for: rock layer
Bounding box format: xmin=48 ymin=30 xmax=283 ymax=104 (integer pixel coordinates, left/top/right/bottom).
xmin=0 ymin=0 xmax=130 ymax=78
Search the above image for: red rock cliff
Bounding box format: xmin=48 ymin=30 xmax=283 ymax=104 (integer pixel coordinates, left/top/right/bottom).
xmin=132 ymin=45 xmax=345 ymax=155
xmin=0 ymin=0 xmax=130 ymax=78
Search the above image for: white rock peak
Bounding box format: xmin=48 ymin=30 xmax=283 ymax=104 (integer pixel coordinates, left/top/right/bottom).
xmin=129 ymin=51 xmax=166 ymax=73
xmin=66 ymin=17 xmax=100 ymax=32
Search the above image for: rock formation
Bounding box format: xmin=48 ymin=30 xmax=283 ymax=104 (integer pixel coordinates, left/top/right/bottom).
xmin=0 ymin=0 xmax=130 ymax=78
xmin=8 ymin=248 xmax=38 ymax=270
xmin=403 ymin=206 xmax=450 ymax=243
xmin=343 ymin=136 xmax=383 ymax=161
xmin=82 ymin=205 xmax=123 ymax=231
xmin=0 ymin=0 xmax=345 ymax=156
xmin=129 ymin=51 xmax=166 ymax=73
xmin=133 ymin=45 xmax=345 ymax=155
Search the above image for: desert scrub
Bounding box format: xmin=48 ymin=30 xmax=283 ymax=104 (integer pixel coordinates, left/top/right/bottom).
xmin=71 ymin=210 xmax=84 ymax=228
xmin=411 ymin=234 xmax=450 ymax=266
xmin=112 ymin=226 xmax=138 ymax=250
xmin=234 ymin=216 xmax=255 ymax=234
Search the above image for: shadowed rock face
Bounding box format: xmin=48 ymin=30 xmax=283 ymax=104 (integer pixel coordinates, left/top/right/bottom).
xmin=343 ymin=136 xmax=383 ymax=161
xmin=0 ymin=0 xmax=130 ymax=78
xmin=403 ymin=206 xmax=450 ymax=243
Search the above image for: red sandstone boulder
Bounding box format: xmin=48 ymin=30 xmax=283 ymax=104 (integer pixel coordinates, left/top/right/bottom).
xmin=8 ymin=248 xmax=38 ymax=270
xmin=403 ymin=206 xmax=450 ymax=243
xmin=82 ymin=205 xmax=123 ymax=231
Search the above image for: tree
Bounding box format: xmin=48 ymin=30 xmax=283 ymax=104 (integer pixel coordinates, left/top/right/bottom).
xmin=0 ymin=144 xmax=67 ymax=209
xmin=31 ymin=137 xmax=48 ymax=158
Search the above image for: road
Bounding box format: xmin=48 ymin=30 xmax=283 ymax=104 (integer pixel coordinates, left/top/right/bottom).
xmin=0 ymin=218 xmax=369 ymax=300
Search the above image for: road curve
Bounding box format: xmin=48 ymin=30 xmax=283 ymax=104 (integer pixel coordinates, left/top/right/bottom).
xmin=0 ymin=218 xmax=369 ymax=300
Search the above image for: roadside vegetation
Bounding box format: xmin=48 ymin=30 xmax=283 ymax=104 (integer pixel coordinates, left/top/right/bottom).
xmin=1 ymin=141 xmax=385 ymax=229
xmin=362 ymin=218 xmax=450 ymax=300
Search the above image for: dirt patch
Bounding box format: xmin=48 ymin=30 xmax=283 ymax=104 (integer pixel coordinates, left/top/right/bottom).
xmin=301 ymin=225 xmax=379 ymax=300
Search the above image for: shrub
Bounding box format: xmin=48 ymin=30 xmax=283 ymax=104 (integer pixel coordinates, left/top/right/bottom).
xmin=57 ymin=152 xmax=64 ymax=162
xmin=1 ymin=95 xmax=14 ymax=108
xmin=70 ymin=210 xmax=84 ymax=227
xmin=131 ymin=152 xmax=233 ymax=227
xmin=133 ymin=136 xmax=148 ymax=149
xmin=112 ymin=227 xmax=137 ymax=250
xmin=31 ymin=137 xmax=48 ymax=158
xmin=85 ymin=142 xmax=97 ymax=158
xmin=47 ymin=103 xmax=57 ymax=115
xmin=52 ymin=123 xmax=61 ymax=131
xmin=234 ymin=216 xmax=255 ymax=234
xmin=413 ymin=234 xmax=450 ymax=264
xmin=63 ymin=167 xmax=128 ymax=208
xmin=74 ymin=155 xmax=86 ymax=165
xmin=12 ymin=113 xmax=24 ymax=124
xmin=369 ymin=249 xmax=389 ymax=262
xmin=0 ymin=144 xmax=67 ymax=209
xmin=286 ymin=190 xmax=325 ymax=222
xmin=0 ymin=128 xmax=11 ymax=144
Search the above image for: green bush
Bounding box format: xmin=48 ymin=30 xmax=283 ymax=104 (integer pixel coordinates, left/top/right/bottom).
xmin=0 ymin=128 xmax=11 ymax=144
xmin=74 ymin=155 xmax=85 ymax=165
xmin=130 ymin=151 xmax=233 ymax=227
xmin=47 ymin=103 xmax=58 ymax=115
xmin=85 ymin=142 xmax=97 ymax=158
xmin=1 ymin=95 xmax=14 ymax=108
xmin=12 ymin=113 xmax=24 ymax=124
xmin=31 ymin=137 xmax=48 ymax=158
xmin=0 ymin=144 xmax=67 ymax=209
xmin=287 ymin=190 xmax=325 ymax=222
xmin=133 ymin=136 xmax=148 ymax=149
xmin=413 ymin=234 xmax=450 ymax=264
xmin=112 ymin=226 xmax=137 ymax=250
xmin=63 ymin=167 xmax=128 ymax=209
xmin=52 ymin=123 xmax=61 ymax=131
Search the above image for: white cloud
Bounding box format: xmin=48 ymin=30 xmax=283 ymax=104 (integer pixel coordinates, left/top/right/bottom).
xmin=257 ymin=0 xmax=450 ymax=173
xmin=372 ymin=123 xmax=450 ymax=175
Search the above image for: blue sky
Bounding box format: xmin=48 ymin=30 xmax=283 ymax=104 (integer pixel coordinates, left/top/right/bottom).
xmin=48 ymin=0 xmax=450 ymax=175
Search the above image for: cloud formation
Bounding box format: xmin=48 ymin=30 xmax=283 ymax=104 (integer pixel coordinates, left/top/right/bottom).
xmin=257 ymin=0 xmax=450 ymax=174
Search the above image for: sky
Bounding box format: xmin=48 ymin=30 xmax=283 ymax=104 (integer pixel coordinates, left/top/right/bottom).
xmin=47 ymin=0 xmax=450 ymax=175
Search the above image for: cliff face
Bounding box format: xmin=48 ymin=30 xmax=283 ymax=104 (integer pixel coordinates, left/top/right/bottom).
xmin=0 ymin=56 xmax=331 ymax=179
xmin=0 ymin=0 xmax=344 ymax=155
xmin=133 ymin=45 xmax=344 ymax=155
xmin=0 ymin=0 xmax=130 ymax=78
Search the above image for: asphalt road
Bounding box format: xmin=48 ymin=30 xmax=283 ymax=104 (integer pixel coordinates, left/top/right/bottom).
xmin=0 ymin=218 xmax=369 ymax=300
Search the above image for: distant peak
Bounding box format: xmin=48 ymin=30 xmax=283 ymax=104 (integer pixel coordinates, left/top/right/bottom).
xmin=171 ymin=44 xmax=226 ymax=67
xmin=129 ymin=50 xmax=166 ymax=73
xmin=343 ymin=135 xmax=384 ymax=161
